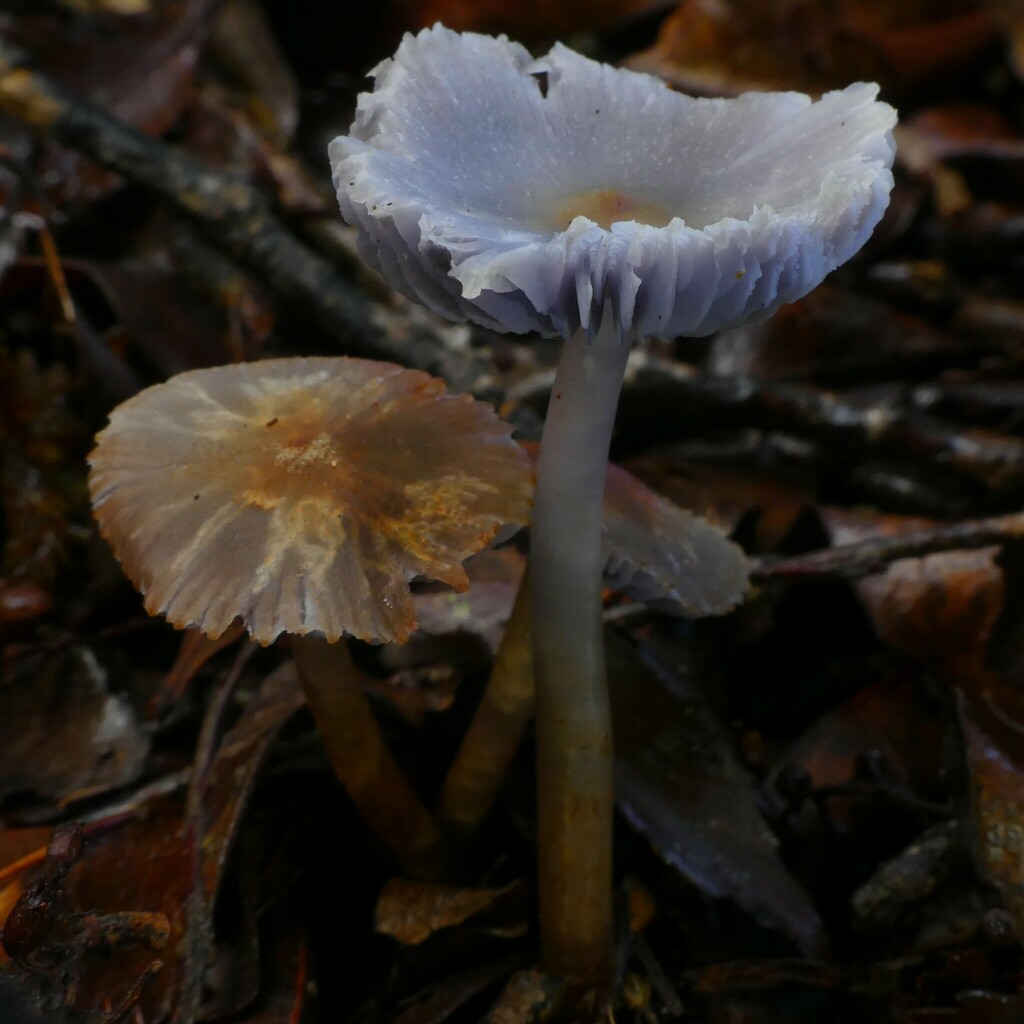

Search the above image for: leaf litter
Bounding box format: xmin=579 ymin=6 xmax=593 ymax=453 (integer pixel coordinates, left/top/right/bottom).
xmin=5 ymin=0 xmax=1024 ymax=1021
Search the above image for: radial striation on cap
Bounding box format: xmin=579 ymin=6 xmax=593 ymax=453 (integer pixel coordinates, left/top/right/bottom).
xmin=89 ymin=358 xmax=533 ymax=645
xmin=331 ymin=25 xmax=897 ymax=341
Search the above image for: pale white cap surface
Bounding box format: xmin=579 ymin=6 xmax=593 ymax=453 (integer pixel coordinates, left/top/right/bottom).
xmin=331 ymin=25 xmax=897 ymax=340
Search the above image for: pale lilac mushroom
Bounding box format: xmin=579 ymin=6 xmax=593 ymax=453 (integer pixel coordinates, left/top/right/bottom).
xmin=330 ymin=25 xmax=896 ymax=982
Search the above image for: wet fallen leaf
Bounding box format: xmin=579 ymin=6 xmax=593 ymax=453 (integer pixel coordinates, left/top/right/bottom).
xmin=150 ymin=621 xmax=246 ymax=719
xmin=210 ymin=0 xmax=299 ymax=143
xmin=405 ymin=0 xmax=668 ymax=42
xmin=65 ymin=812 xmax=190 ymax=1022
xmin=0 ymin=343 xmax=82 ymax=585
xmin=481 ymin=969 xmax=564 ymax=1024
xmin=70 ymin=244 xmax=266 ymax=378
xmin=856 ymin=548 xmax=1003 ymax=676
xmin=624 ymin=452 xmax=815 ymax=553
xmin=520 ymin=445 xmax=751 ymax=616
xmin=6 ymin=0 xmax=222 ymax=205
xmin=710 ymin=286 xmax=969 ymax=385
xmin=235 ymin=902 xmax=307 ymax=1024
xmin=388 ymin=953 xmax=528 ymax=1024
xmin=610 ymin=633 xmax=827 ymax=956
xmin=0 ymin=646 xmax=149 ymax=803
xmin=854 ymin=545 xmax=1024 ymax=939
xmin=764 ymin=673 xmax=946 ymax=829
xmin=851 ymin=821 xmax=965 ymax=933
xmin=0 ymin=581 xmax=54 ymax=625
xmin=630 ymin=0 xmax=995 ymax=97
xmin=414 ymin=547 xmax=525 ymax=654
xmin=195 ymin=662 xmax=304 ymax=908
xmin=375 ymin=878 xmax=526 ymax=946
xmin=902 ymin=106 xmax=1024 ymax=164
xmin=602 ymin=460 xmax=750 ymax=616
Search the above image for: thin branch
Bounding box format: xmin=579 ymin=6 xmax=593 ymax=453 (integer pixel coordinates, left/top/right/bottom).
xmin=621 ymin=354 xmax=1024 ymax=490
xmin=751 ymin=511 xmax=1024 ymax=581
xmin=0 ymin=42 xmax=489 ymax=390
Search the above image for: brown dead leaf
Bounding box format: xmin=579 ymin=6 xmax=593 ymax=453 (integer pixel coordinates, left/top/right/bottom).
xmin=375 ymin=878 xmax=526 ymax=946
xmin=630 ymin=0 xmax=995 ymax=97
xmin=404 ymin=0 xmax=669 ymax=42
xmin=624 ymin=453 xmax=815 ymax=553
xmin=210 ymin=0 xmax=299 ymax=143
xmin=70 ymin=240 xmax=270 ymax=378
xmin=856 ymin=548 xmax=1003 ymax=674
xmin=234 ymin=903 xmax=307 ymax=1024
xmin=0 ymin=646 xmax=149 ymax=803
xmin=16 ymin=0 xmax=213 ymax=130
xmin=0 ymin=580 xmax=53 ymax=625
xmin=855 ymin=545 xmax=1024 ymax=934
xmin=765 ymin=672 xmax=946 ymax=831
xmin=897 ymin=105 xmax=1024 ymax=215
xmin=150 ymin=622 xmax=246 ymax=719
xmin=0 ymin=343 xmax=82 ymax=585
xmin=902 ymin=106 xmax=1024 ymax=163
xmin=66 ymin=813 xmax=190 ymax=1022
xmin=6 ymin=0 xmax=221 ymax=205
xmin=196 ymin=662 xmax=304 ymax=907
xmin=611 ymin=634 xmax=827 ymax=955
xmin=0 ymin=828 xmax=51 ymax=966
xmin=391 ymin=954 xmax=530 ymax=1024
xmin=58 ymin=0 xmax=152 ymax=13
xmin=820 ymin=506 xmax=940 ymax=547
xmin=481 ymin=969 xmax=564 ymax=1024
xmin=711 ymin=286 xmax=968 ymax=384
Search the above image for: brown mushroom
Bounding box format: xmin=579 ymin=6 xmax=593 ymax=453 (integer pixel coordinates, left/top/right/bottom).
xmin=89 ymin=356 xmax=532 ymax=877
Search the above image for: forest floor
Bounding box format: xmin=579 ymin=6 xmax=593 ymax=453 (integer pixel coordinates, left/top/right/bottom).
xmin=4 ymin=1 xmax=1024 ymax=1022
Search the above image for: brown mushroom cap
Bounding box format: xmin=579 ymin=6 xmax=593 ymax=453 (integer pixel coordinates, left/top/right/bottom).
xmin=89 ymin=358 xmax=533 ymax=645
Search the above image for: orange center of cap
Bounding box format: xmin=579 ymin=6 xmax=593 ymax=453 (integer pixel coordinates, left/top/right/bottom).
xmin=236 ymin=406 xmax=347 ymax=511
xmin=549 ymin=188 xmax=673 ymax=230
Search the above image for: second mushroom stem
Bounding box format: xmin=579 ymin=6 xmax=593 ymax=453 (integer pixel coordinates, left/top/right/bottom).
xmin=291 ymin=634 xmax=443 ymax=879
xmin=531 ymin=317 xmax=630 ymax=982
xmin=436 ymin=565 xmax=534 ymax=843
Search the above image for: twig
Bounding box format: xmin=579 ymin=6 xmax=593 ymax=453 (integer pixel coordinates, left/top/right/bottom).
xmin=751 ymin=511 xmax=1024 ymax=581
xmin=0 ymin=42 xmax=489 ymax=390
xmin=620 ymin=354 xmax=1024 ymax=490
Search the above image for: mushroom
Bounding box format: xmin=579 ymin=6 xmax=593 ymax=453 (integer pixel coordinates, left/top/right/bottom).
xmin=436 ymin=455 xmax=749 ymax=842
xmin=330 ymin=25 xmax=896 ymax=979
xmin=88 ymin=356 xmax=532 ymax=878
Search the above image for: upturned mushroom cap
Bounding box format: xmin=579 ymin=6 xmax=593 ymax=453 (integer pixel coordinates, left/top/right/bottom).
xmin=88 ymin=358 xmax=533 ymax=645
xmin=331 ymin=25 xmax=897 ymax=341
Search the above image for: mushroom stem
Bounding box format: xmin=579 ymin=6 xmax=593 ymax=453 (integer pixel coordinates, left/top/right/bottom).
xmin=531 ymin=318 xmax=630 ymax=982
xmin=436 ymin=566 xmax=534 ymax=843
xmin=291 ymin=634 xmax=443 ymax=879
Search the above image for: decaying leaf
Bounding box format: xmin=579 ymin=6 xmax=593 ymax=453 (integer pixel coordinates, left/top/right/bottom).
xmin=0 ymin=647 xmax=149 ymax=803
xmin=631 ymin=0 xmax=996 ymax=97
xmin=406 ymin=0 xmax=668 ymax=41
xmin=610 ymin=634 xmax=826 ymax=955
xmin=375 ymin=878 xmax=526 ymax=946
xmin=856 ymin=546 xmax=1024 ymax=936
xmin=603 ymin=460 xmax=750 ymax=616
